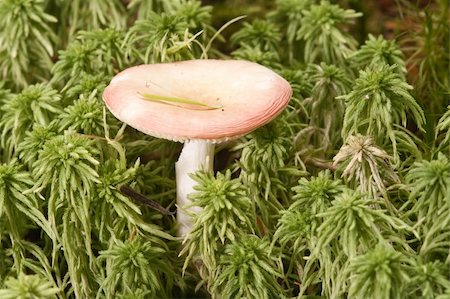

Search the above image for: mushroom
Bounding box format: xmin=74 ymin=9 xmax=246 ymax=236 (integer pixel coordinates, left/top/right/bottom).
xmin=102 ymin=59 xmax=292 ymax=236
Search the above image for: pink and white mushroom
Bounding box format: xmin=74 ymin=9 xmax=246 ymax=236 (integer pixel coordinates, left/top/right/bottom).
xmin=103 ymin=59 xmax=292 ymax=236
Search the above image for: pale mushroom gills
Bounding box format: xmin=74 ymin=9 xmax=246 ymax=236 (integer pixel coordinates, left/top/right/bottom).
xmin=103 ymin=59 xmax=292 ymax=236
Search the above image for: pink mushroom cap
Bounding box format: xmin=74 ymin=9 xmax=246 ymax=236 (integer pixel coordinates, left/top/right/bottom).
xmin=103 ymin=59 xmax=292 ymax=142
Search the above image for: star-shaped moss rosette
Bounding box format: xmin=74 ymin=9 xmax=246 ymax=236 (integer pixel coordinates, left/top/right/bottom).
xmin=103 ymin=59 xmax=292 ymax=236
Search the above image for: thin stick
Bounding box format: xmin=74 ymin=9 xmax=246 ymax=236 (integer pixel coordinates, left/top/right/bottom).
xmin=119 ymin=185 xmax=175 ymax=215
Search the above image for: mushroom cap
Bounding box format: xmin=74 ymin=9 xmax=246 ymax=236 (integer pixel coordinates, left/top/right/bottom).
xmin=103 ymin=59 xmax=292 ymax=143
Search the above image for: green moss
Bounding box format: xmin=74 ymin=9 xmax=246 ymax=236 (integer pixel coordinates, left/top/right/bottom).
xmin=0 ymin=0 xmax=448 ymax=298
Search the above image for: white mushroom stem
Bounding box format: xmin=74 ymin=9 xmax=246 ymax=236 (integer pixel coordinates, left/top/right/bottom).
xmin=175 ymin=140 xmax=214 ymax=237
